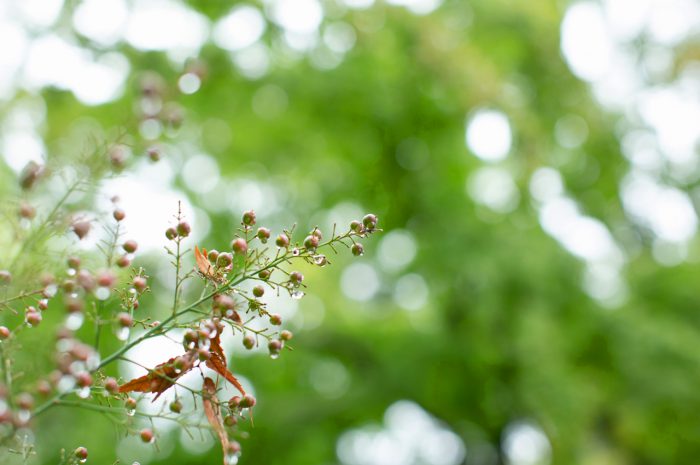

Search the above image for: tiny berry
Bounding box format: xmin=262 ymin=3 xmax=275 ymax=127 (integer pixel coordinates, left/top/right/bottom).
xmin=224 ymin=415 xmax=237 ymax=427
xmin=97 ymin=271 xmax=116 ymax=288
xmin=268 ymin=339 xmax=282 ymax=354
xmin=133 ymin=276 xmax=148 ymax=293
xmin=304 ymin=235 xmax=319 ymax=250
xmin=165 ymin=227 xmax=178 ymax=240
xmin=290 ymin=271 xmax=304 ymax=285
xmin=74 ymin=447 xmax=88 ymax=461
xmin=217 ymin=252 xmax=233 ymax=268
xmin=228 ymin=396 xmax=241 ymax=409
xmin=351 ymin=243 xmax=364 ymax=256
xmin=256 ymin=227 xmax=271 ymax=243
xmin=170 ymin=400 xmax=183 ymax=413
xmin=117 ymin=312 xmax=133 ymax=327
xmin=0 ymin=270 xmax=11 ymax=284
xmin=227 ymin=441 xmax=242 ymax=455
xmin=239 ymin=394 xmax=256 ymax=408
xmin=252 ymin=285 xmax=265 ymax=298
xmin=104 ymin=377 xmax=119 ymax=394
xmin=177 ymin=221 xmax=191 ymax=237
xmin=280 ymin=330 xmax=293 ymax=341
xmin=77 ymin=270 xmax=95 ymax=291
xmin=350 ymin=220 xmax=363 ymax=233
xmin=26 ymin=310 xmax=42 ymax=327
xmin=269 ymin=313 xmax=282 ymax=326
xmin=109 ymin=145 xmax=126 ymax=168
xmin=37 ymin=380 xmax=52 ymax=396
xmin=123 ymin=240 xmax=138 ymax=253
xmin=125 ymin=397 xmax=137 ymax=410
xmin=17 ymin=393 xmax=34 ymax=410
xmin=207 ymin=249 xmax=220 ymax=262
xmin=116 ymin=255 xmax=131 ymax=268
xmin=76 ymin=372 xmax=93 ymax=388
xmin=231 ymin=238 xmax=248 ymax=255
xmin=312 ymin=228 xmax=323 ymax=240
xmin=140 ymin=428 xmax=154 ymax=443
xmin=242 ymin=210 xmax=256 ymax=226
xmin=38 ymin=299 xmax=48 ymax=310
xmin=19 ymin=202 xmax=36 ymax=219
xmin=147 ymin=146 xmax=161 ymax=161
xmin=258 ymin=269 xmax=271 ymax=280
xmin=243 ymin=334 xmax=255 ymax=350
xmin=72 ymin=220 xmax=91 ymax=239
xmin=62 ymin=279 xmax=77 ymax=293
xmin=275 ymin=233 xmax=290 ymax=248
xmin=363 ymin=213 xmax=378 ymax=231
xmin=113 ymin=209 xmax=126 ymax=221
xmin=67 ymin=256 xmax=81 ymax=269
xmin=198 ymin=348 xmax=211 ymax=361
xmin=0 ymin=326 xmax=10 ymax=340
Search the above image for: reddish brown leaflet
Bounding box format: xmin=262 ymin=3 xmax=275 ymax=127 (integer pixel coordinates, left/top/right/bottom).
xmin=206 ymin=332 xmax=246 ymax=395
xmin=194 ymin=245 xmax=215 ymax=278
xmin=118 ymin=352 xmax=195 ymax=400
xmin=202 ymin=377 xmax=230 ymax=464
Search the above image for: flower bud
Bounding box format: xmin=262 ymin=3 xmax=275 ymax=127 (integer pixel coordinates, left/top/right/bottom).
xmin=207 ymin=249 xmax=219 ymax=262
xmin=140 ymin=428 xmax=154 ymax=443
xmin=280 ymin=330 xmax=293 ymax=341
xmin=0 ymin=326 xmax=10 ymax=340
xmin=289 ymin=271 xmax=304 ymax=285
xmin=243 ymin=334 xmax=255 ymax=349
xmin=242 ymin=210 xmax=256 ymax=226
xmin=258 ymin=269 xmax=271 ymax=280
xmin=231 ymin=238 xmax=248 ymax=255
xmin=117 ymin=312 xmax=133 ymax=327
xmin=125 ymin=397 xmax=137 ymax=410
xmin=217 ymin=252 xmax=233 ymax=268
xmin=26 ymin=310 xmax=42 ymax=327
xmin=268 ymin=339 xmax=282 ymax=355
xmin=97 ymin=271 xmax=117 ymax=288
xmin=104 ymin=377 xmax=119 ymax=394
xmin=116 ymin=255 xmax=131 ymax=268
xmin=228 ymin=396 xmax=241 ymax=409
xmin=109 ymin=145 xmax=127 ymax=169
xmin=252 ymin=285 xmax=265 ymax=298
xmin=198 ymin=348 xmax=211 ymax=361
xmin=256 ymin=227 xmax=271 ymax=243
xmin=275 ymin=233 xmax=290 ymax=248
xmin=269 ymin=313 xmax=282 ymax=325
xmin=312 ymin=228 xmax=323 ymax=240
xmin=165 ymin=227 xmax=178 ymax=240
xmin=113 ymin=209 xmax=126 ymax=221
xmin=133 ymin=276 xmax=148 ymax=293
xmin=72 ymin=220 xmax=91 ymax=240
xmin=224 ymin=415 xmax=237 ymax=427
xmin=176 ymin=221 xmax=191 ymax=237
xmin=239 ymin=394 xmax=256 ymax=408
xmin=147 ymin=146 xmax=161 ymax=162
xmin=304 ymin=235 xmax=319 ymax=251
xmin=351 ymin=243 xmax=364 ymax=256
xmin=363 ymin=214 xmax=378 ymax=231
xmin=38 ymin=299 xmax=48 ymax=311
xmin=19 ymin=202 xmax=36 ymax=219
xmin=350 ymin=220 xmax=363 ymax=233
xmin=17 ymin=393 xmax=34 ymax=410
xmin=0 ymin=270 xmax=11 ymax=285
xmin=123 ymin=240 xmax=138 ymax=253
xmin=67 ymin=256 xmax=81 ymax=269
xmin=19 ymin=161 xmax=43 ymax=190
xmin=76 ymin=372 xmax=93 ymax=388
xmin=74 ymin=447 xmax=88 ymax=461
xmin=37 ymin=380 xmax=51 ymax=396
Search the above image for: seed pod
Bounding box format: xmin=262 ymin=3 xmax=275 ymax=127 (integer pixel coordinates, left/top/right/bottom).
xmin=242 ymin=210 xmax=256 ymax=226
xmin=231 ymin=238 xmax=248 ymax=255
xmin=275 ymin=233 xmax=290 ymax=248
xmin=252 ymin=285 xmax=265 ymax=298
xmin=176 ymin=221 xmax=191 ymax=237
xmin=123 ymin=240 xmax=138 ymax=253
xmin=165 ymin=227 xmax=178 ymax=240
xmin=351 ymin=243 xmax=364 ymax=256
xmin=113 ymin=209 xmax=126 ymax=221
xmin=256 ymin=227 xmax=271 ymax=243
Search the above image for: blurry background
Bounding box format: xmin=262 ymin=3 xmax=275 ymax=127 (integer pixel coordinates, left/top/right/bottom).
xmin=2 ymin=0 xmax=700 ymax=463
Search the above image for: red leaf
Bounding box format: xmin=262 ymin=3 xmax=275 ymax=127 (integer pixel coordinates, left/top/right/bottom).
xmin=202 ymin=377 xmax=230 ymax=465
xmin=118 ymin=352 xmax=195 ymax=400
xmin=206 ymin=331 xmax=246 ymax=396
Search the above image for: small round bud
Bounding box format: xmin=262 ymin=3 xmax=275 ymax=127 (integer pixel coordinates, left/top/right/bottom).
xmin=228 ymin=396 xmax=241 ymax=409
xmin=289 ymin=271 xmax=304 ymax=285
xmin=231 ymin=238 xmax=248 ymax=255
xmin=147 ymin=146 xmax=161 ymax=162
xmin=256 ymin=227 xmax=271 ymax=243
xmin=104 ymin=377 xmax=119 ymax=394
xmin=97 ymin=271 xmax=116 ymax=288
xmin=19 ymin=161 xmax=43 ymax=190
xmin=280 ymin=330 xmax=293 ymax=341
xmin=67 ymin=256 xmax=81 ymax=269
xmin=350 ymin=220 xmax=363 ymax=233
xmin=133 ymin=276 xmax=148 ymax=293
xmin=74 ymin=447 xmax=88 ymax=461
xmin=109 ymin=145 xmax=127 ymax=168
xmin=26 ymin=310 xmax=42 ymax=327
xmin=269 ymin=313 xmax=282 ymax=326
xmin=0 ymin=270 xmax=11 ymax=284
xmin=198 ymin=348 xmax=211 ymax=361
xmin=216 ymin=252 xmax=233 ymax=268
xmin=116 ymin=255 xmax=131 ymax=268
xmin=363 ymin=214 xmax=378 ymax=231
xmin=242 ymin=210 xmax=256 ymax=226
xmin=227 ymin=441 xmax=242 ymax=455
xmin=19 ymin=202 xmax=36 ymax=219
xmin=252 ymin=285 xmax=264 ymax=298
xmin=258 ymin=269 xmax=271 ymax=280
xmin=268 ymin=339 xmax=282 ymax=355
xmin=125 ymin=397 xmax=137 ymax=410
xmin=123 ymin=240 xmax=138 ymax=253
xmin=117 ymin=312 xmax=133 ymax=327
xmin=140 ymin=428 xmax=154 ymax=443
xmin=65 ymin=297 xmax=84 ymax=313
xmin=275 ymin=234 xmax=290 ymax=248
xmin=0 ymin=326 xmax=10 ymax=340
xmin=312 ymin=228 xmax=323 ymax=240
xmin=224 ymin=414 xmax=237 ymax=427
xmin=76 ymin=372 xmax=93 ymax=388
xmin=76 ymin=270 xmax=95 ymax=291
xmin=351 ymin=243 xmax=364 ymax=256
xmin=17 ymin=393 xmax=34 ymax=410
xmin=207 ymin=249 xmax=219 ymax=262
xmin=38 ymin=299 xmax=48 ymax=311
xmin=165 ymin=227 xmax=178 ymax=240
xmin=304 ymin=235 xmax=319 ymax=250
xmin=243 ymin=334 xmax=255 ymax=350
xmin=176 ymin=221 xmax=191 ymax=237
xmin=72 ymin=220 xmax=91 ymax=239
xmin=113 ymin=209 xmax=126 ymax=221
xmin=37 ymin=380 xmax=51 ymax=396
xmin=169 ymin=400 xmax=182 ymax=413
xmin=239 ymin=394 xmax=256 ymax=408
